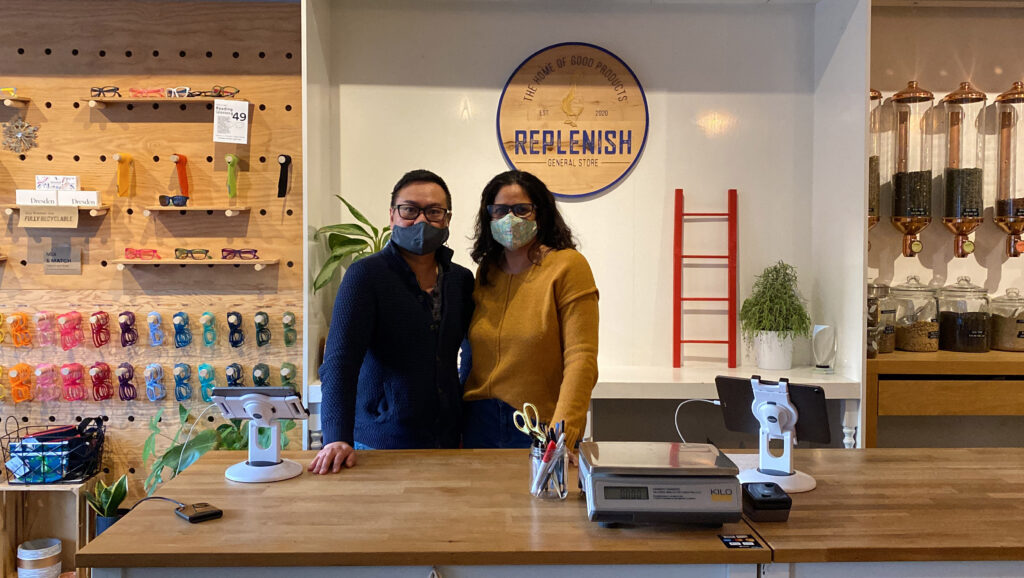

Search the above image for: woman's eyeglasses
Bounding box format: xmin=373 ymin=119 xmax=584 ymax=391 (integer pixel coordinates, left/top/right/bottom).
xmin=487 ymin=203 xmax=536 ymax=219
xmin=221 ymin=248 xmax=258 ymax=260
xmin=159 ymin=195 xmax=189 ymax=207
xmin=166 ymin=86 xmax=190 ymax=98
xmin=124 ymin=247 xmax=161 ymax=260
xmin=128 ymin=87 xmax=165 ymax=98
xmin=90 ymin=86 xmax=121 ymax=97
xmin=187 ymin=85 xmax=240 ymax=98
xmin=175 ymin=248 xmax=211 ymax=260
xmin=393 ymin=204 xmax=450 ymax=223
xmin=1 ymin=87 xmax=17 ymax=97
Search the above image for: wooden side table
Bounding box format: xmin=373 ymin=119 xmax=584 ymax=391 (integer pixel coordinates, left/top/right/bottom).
xmin=0 ymin=479 xmax=95 ymax=578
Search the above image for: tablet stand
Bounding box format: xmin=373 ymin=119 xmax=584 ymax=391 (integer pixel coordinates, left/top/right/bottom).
xmin=742 ymin=377 xmax=816 ymax=493
xmin=212 ymin=388 xmax=308 ymax=483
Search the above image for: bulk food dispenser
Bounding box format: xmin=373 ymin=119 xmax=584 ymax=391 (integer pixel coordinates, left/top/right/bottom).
xmin=995 ymin=81 xmax=1024 ymax=257
xmin=941 ymin=82 xmax=986 ymax=258
xmin=891 ymin=81 xmax=935 ymax=257
xmin=869 ymin=89 xmax=883 ymax=231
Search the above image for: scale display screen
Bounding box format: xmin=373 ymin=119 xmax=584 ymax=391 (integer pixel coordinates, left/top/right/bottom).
xmin=604 ymin=486 xmax=649 ymax=500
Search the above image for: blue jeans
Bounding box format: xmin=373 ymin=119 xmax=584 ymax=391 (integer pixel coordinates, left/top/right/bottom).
xmin=462 ymin=398 xmax=533 ymax=449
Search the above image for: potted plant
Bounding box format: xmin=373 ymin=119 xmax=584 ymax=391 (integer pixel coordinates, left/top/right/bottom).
xmin=739 ymin=260 xmax=812 ymax=370
xmin=84 ymin=474 xmax=129 ymax=536
xmin=313 ymin=196 xmax=391 ymax=292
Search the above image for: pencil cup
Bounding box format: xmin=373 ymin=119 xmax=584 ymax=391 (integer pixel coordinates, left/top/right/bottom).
xmin=529 ymin=445 xmax=568 ymax=500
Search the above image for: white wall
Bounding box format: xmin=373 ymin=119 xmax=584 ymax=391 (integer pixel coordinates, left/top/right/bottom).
xmin=306 ymin=0 xmax=867 ymax=375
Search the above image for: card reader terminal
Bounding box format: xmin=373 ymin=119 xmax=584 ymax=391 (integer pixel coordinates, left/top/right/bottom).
xmin=578 ymin=441 xmax=742 ymax=526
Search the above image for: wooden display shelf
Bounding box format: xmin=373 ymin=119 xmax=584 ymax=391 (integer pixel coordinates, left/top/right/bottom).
xmin=113 ymin=258 xmax=278 ymax=271
xmin=81 ymin=97 xmax=247 ymax=109
xmin=2 ymin=96 xmax=30 ymax=108
xmin=2 ymin=204 xmax=110 ymax=217
xmin=1 ymin=478 xmax=95 ymax=578
xmin=865 ymin=350 xmax=1024 ymax=447
xmin=142 ymin=205 xmax=249 ymax=217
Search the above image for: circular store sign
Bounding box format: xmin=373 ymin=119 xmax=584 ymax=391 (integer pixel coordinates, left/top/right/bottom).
xmin=497 ymin=42 xmax=649 ymax=198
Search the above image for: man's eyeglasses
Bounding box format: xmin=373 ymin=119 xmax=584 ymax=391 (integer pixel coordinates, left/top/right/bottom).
xmin=187 ymin=85 xmax=240 ymax=98
xmin=166 ymin=86 xmax=190 ymax=98
xmin=175 ymin=248 xmax=211 ymax=260
xmin=1 ymin=87 xmax=17 ymax=97
xmin=487 ymin=203 xmax=536 ymax=220
xmin=124 ymin=248 xmax=161 ymax=260
xmin=221 ymin=248 xmax=259 ymax=260
xmin=90 ymin=86 xmax=121 ymax=98
xmin=392 ymin=204 xmax=450 ymax=223
xmin=128 ymin=87 xmax=165 ymax=98
xmin=159 ymin=195 xmax=189 ymax=207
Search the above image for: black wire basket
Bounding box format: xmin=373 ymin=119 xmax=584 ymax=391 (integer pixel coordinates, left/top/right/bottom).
xmin=1 ymin=416 xmax=104 ymax=484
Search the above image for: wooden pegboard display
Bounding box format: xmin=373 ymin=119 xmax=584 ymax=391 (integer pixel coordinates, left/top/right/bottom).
xmin=0 ymin=0 xmax=303 ymax=495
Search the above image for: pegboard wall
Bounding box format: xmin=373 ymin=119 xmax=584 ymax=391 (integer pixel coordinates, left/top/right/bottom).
xmin=0 ymin=0 xmax=303 ymax=496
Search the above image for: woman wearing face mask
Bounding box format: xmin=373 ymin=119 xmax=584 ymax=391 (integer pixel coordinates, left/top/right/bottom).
xmin=462 ymin=170 xmax=599 ymax=451
xmin=310 ymin=170 xmax=475 ymax=474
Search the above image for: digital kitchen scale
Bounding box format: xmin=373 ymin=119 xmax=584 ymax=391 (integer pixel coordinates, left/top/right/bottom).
xmin=578 ymin=441 xmax=741 ymax=526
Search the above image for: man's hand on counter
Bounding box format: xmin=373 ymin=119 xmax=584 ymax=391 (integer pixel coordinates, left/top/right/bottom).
xmin=308 ymin=441 xmax=358 ymax=474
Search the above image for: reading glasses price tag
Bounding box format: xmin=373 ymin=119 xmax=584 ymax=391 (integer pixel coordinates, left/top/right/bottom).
xmin=213 ymin=99 xmax=249 ymax=144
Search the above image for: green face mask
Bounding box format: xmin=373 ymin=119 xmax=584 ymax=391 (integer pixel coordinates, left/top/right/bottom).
xmin=490 ymin=213 xmax=537 ymax=250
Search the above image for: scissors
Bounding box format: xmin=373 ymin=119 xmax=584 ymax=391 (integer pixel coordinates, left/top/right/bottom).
xmin=513 ymin=402 xmax=546 ymax=442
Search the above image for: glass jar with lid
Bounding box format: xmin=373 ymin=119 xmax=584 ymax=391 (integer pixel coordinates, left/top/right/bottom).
xmin=990 ymin=288 xmax=1024 ymax=351
xmin=867 ymin=282 xmax=896 ymax=353
xmin=938 ymin=276 xmax=990 ymax=353
xmin=892 ymin=275 xmax=939 ymax=352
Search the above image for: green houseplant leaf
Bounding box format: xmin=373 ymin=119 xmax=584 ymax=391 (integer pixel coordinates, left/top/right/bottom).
xmin=313 ymin=196 xmax=392 ymax=292
xmin=739 ymin=260 xmax=812 ymax=342
xmin=85 ymin=474 xmax=129 ymax=517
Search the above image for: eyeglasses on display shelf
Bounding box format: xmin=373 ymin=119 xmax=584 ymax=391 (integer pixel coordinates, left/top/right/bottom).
xmin=283 ymin=311 xmax=297 ymax=347
xmin=144 ymin=363 xmax=166 ymax=402
xmin=89 ymin=362 xmax=114 ymax=401
xmin=393 ymin=204 xmax=451 ymax=223
xmin=35 ymin=311 xmax=56 ymax=347
xmin=1 ymin=87 xmax=17 ymax=97
xmin=252 ymin=363 xmax=271 ymax=387
xmin=200 ymin=312 xmax=217 ymax=346
xmin=124 ymin=247 xmax=161 ymax=260
xmin=166 ymin=86 xmax=190 ymax=98
xmin=198 ymin=364 xmax=217 ymax=403
xmin=90 ymin=86 xmax=121 ymax=98
xmin=8 ymin=313 xmax=33 ymax=348
xmin=225 ymin=363 xmax=244 ymax=387
xmin=128 ymin=87 xmax=165 ymax=98
xmin=280 ymin=362 xmax=297 ymax=388
xmin=187 ymin=85 xmax=240 ymax=98
xmin=227 ymin=312 xmax=244 ymax=347
xmin=116 ymin=363 xmax=137 ymax=401
xmin=174 ymin=364 xmax=192 ymax=402
xmin=175 ymin=248 xmax=211 ymax=260
xmin=221 ymin=248 xmax=259 ymax=260
xmin=147 ymin=311 xmax=164 ymax=346
xmin=34 ymin=364 xmax=61 ymax=402
xmin=487 ymin=203 xmax=536 ymax=219
xmin=254 ymin=311 xmax=271 ymax=347
xmin=61 ymin=363 xmax=87 ymax=402
xmin=159 ymin=195 xmax=189 ymax=207
xmin=57 ymin=311 xmax=85 ymax=351
xmin=90 ymin=311 xmax=111 ymax=348
xmin=173 ymin=312 xmax=193 ymax=348
xmin=118 ymin=311 xmax=138 ymax=347
xmin=10 ymin=363 xmax=34 ymax=403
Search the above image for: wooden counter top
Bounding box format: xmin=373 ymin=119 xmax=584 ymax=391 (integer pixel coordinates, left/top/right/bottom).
xmin=77 ymin=449 xmax=764 ymax=568
xmin=747 ymin=448 xmax=1024 ymax=563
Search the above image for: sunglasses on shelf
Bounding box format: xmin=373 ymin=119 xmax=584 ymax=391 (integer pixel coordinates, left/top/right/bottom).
xmin=1 ymin=87 xmax=17 ymax=97
xmin=128 ymin=87 xmax=165 ymax=98
xmin=165 ymin=86 xmax=190 ymax=98
xmin=90 ymin=86 xmax=121 ymax=97
xmin=159 ymin=195 xmax=189 ymax=207
xmin=221 ymin=248 xmax=258 ymax=260
xmin=187 ymin=85 xmax=240 ymax=98
xmin=124 ymin=247 xmax=161 ymax=260
xmin=175 ymin=248 xmax=211 ymax=260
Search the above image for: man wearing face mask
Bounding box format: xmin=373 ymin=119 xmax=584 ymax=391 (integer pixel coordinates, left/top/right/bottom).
xmin=310 ymin=170 xmax=474 ymax=474
xmin=463 ymin=170 xmax=599 ymax=452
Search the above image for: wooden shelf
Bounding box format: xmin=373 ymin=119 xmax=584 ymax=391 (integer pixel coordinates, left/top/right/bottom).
xmin=82 ymin=97 xmax=247 ymax=109
xmin=142 ymin=205 xmax=249 ymax=217
xmin=867 ymin=349 xmax=1024 ymax=375
xmin=113 ymin=258 xmax=278 ymax=271
xmin=2 ymin=96 xmax=30 ymax=108
xmin=2 ymin=204 xmax=110 ymax=217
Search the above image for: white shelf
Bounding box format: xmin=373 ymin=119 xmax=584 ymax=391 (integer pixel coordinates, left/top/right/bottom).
xmin=142 ymin=205 xmax=249 ymax=217
xmin=593 ymin=365 xmax=861 ymax=401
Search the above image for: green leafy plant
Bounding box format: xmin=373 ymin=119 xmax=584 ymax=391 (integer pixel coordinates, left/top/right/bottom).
xmin=739 ymin=260 xmax=812 ymax=341
xmin=84 ymin=474 xmax=129 ymax=517
xmin=143 ymin=404 xmax=295 ymax=495
xmin=313 ymin=196 xmax=391 ymax=291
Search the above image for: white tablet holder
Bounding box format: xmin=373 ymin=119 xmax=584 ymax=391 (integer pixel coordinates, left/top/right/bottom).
xmin=211 ymin=387 xmax=309 ymax=483
xmin=743 ymin=377 xmax=816 ymax=493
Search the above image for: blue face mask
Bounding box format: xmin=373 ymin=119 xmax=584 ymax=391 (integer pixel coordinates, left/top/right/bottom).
xmin=390 ymin=221 xmax=449 ymax=255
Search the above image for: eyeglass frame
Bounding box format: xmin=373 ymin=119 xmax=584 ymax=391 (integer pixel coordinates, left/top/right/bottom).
xmin=174 ymin=248 xmax=212 ymax=260
xmin=221 ymin=248 xmax=259 ymax=260
xmin=187 ymin=85 xmax=240 ymax=98
xmin=159 ymin=195 xmax=189 ymax=207
xmin=486 ymin=203 xmax=536 ymax=220
xmin=90 ymin=86 xmax=121 ymax=97
xmin=165 ymin=86 xmax=190 ymax=98
xmin=392 ymin=204 xmax=451 ymax=223
xmin=1 ymin=87 xmax=17 ymax=96
xmin=124 ymin=247 xmax=161 ymax=260
xmin=128 ymin=87 xmax=165 ymax=97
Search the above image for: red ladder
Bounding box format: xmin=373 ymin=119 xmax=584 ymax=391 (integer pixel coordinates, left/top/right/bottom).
xmin=673 ymin=188 xmax=738 ymax=368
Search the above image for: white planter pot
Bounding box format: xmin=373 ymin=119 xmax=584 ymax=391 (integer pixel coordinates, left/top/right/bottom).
xmin=754 ymin=332 xmax=794 ymax=370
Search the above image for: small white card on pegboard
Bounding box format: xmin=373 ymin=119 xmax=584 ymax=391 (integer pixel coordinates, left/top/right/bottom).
xmin=213 ymin=99 xmax=250 ymax=144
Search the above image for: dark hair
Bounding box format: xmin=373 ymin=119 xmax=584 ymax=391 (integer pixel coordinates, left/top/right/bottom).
xmin=390 ymin=169 xmax=452 ymax=209
xmin=471 ymin=170 xmax=576 ymax=285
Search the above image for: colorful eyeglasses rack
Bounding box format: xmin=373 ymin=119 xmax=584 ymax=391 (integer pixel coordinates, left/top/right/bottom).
xmin=148 ymin=312 xmax=164 ymax=346
xmin=198 ymin=363 xmax=217 ymax=403
xmin=89 ymin=362 xmax=114 ymax=401
xmin=58 ymin=311 xmax=85 ymax=351
xmin=34 ymin=364 xmax=62 ymax=402
xmin=61 ymin=363 xmax=87 ymax=401
xmin=227 ymin=312 xmax=245 ymax=347
xmin=144 ymin=363 xmax=166 ymax=402
xmin=225 ymin=363 xmax=244 ymax=387
xmin=116 ymin=362 xmax=137 ymax=401
xmin=91 ymin=311 xmax=111 ymax=347
xmin=173 ymin=312 xmax=192 ymax=348
xmin=252 ymin=363 xmax=271 ymax=387
xmin=9 ymin=313 xmax=33 ymax=348
xmin=119 ymin=311 xmax=138 ymax=347
xmin=173 ymin=363 xmax=192 ymax=402
xmin=283 ymin=312 xmax=297 ymax=347
xmin=10 ymin=363 xmax=34 ymax=403
xmin=254 ymin=311 xmax=271 ymax=347
xmin=200 ymin=312 xmax=217 ymax=347
xmin=35 ymin=311 xmax=57 ymax=346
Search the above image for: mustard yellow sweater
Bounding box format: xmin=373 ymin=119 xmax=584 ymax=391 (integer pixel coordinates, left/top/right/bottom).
xmin=464 ymin=248 xmax=599 ymax=449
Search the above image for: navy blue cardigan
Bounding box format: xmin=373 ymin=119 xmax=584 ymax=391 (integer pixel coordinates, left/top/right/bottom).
xmin=318 ymin=242 xmax=474 ymax=449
